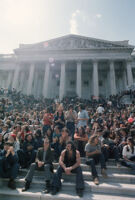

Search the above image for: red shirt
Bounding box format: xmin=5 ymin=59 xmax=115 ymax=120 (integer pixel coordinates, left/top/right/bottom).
xmin=43 ymin=113 xmax=53 ymax=125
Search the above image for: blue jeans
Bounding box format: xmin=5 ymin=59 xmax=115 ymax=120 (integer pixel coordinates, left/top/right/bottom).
xmin=86 ymin=153 xmax=106 ymax=179
xmin=0 ymin=159 xmax=19 ymax=179
xmin=52 ymin=166 xmax=84 ymax=190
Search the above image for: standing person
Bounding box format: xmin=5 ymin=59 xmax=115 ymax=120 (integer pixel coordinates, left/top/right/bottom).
xmin=85 ymin=134 xmax=107 ymax=185
xmin=51 ymin=141 xmax=84 ymax=197
xmin=65 ymin=104 xmax=77 ymax=140
xmin=0 ymin=140 xmax=19 ymax=189
xmin=96 ymin=104 xmax=104 ymax=114
xmin=77 ymin=103 xmax=89 ymax=128
xmin=22 ymin=137 xmax=54 ymax=193
xmin=42 ymin=108 xmax=53 ymax=136
xmin=54 ymin=106 xmax=65 ymax=130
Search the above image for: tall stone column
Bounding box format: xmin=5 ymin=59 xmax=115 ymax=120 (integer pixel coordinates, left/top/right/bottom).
xmin=19 ymin=71 xmax=25 ymax=92
xmin=7 ymin=71 xmax=12 ymax=89
xmin=27 ymin=63 xmax=35 ymax=95
xmin=76 ymin=61 xmax=82 ymax=98
xmin=126 ymin=59 xmax=133 ymax=86
xmin=43 ymin=63 xmax=50 ymax=98
xmin=93 ymin=60 xmax=99 ymax=97
xmin=59 ymin=62 xmax=66 ymax=101
xmin=12 ymin=65 xmax=20 ymax=90
xmin=33 ymin=70 xmax=38 ymax=97
xmin=109 ymin=60 xmax=116 ymax=95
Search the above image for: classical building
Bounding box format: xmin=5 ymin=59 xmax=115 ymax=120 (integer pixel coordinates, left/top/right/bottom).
xmin=0 ymin=34 xmax=135 ymax=100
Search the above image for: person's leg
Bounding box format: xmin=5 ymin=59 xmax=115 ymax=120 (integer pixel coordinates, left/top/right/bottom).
xmin=101 ymin=146 xmax=109 ymax=162
xmin=112 ymin=146 xmax=120 ymax=163
xmin=22 ymin=162 xmax=36 ymax=191
xmin=86 ymin=158 xmax=98 ymax=179
xmin=98 ymin=153 xmax=108 ymax=178
xmin=43 ymin=164 xmax=53 ymax=193
xmin=10 ymin=163 xmax=19 ymax=180
xmin=0 ymin=159 xmax=7 ymax=178
xmin=72 ymin=166 xmax=84 ymax=197
xmin=99 ymin=153 xmax=106 ymax=169
xmin=51 ymin=166 xmax=64 ymax=195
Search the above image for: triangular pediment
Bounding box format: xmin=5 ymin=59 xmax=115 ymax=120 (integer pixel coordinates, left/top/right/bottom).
xmin=18 ymin=34 xmax=134 ymax=51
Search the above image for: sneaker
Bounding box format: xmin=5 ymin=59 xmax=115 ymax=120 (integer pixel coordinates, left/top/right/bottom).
xmin=22 ymin=180 xmax=31 ymax=192
xmin=43 ymin=187 xmax=50 ymax=193
xmin=8 ymin=179 xmax=16 ymax=190
xmin=43 ymin=180 xmax=51 ymax=193
xmin=116 ymin=162 xmax=121 ymax=168
xmin=101 ymin=168 xmax=108 ymax=178
xmin=76 ymin=189 xmax=83 ymax=197
xmin=93 ymin=177 xmax=99 ymax=185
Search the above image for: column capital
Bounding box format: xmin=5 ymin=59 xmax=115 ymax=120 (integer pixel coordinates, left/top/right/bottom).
xmin=92 ymin=59 xmax=98 ymax=64
xmin=108 ymin=59 xmax=115 ymax=64
xmin=77 ymin=60 xmax=82 ymax=65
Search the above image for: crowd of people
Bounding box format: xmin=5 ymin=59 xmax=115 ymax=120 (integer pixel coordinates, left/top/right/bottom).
xmin=0 ymin=88 xmax=135 ymax=197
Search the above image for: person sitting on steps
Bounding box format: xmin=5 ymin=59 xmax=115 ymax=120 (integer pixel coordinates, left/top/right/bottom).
xmin=22 ymin=137 xmax=54 ymax=193
xmin=51 ymin=141 xmax=84 ymax=197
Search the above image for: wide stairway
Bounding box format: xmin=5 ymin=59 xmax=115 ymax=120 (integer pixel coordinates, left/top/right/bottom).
xmin=0 ymin=158 xmax=135 ymax=200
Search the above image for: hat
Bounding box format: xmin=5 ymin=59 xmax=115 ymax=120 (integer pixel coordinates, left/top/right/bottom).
xmin=11 ymin=133 xmax=16 ymax=140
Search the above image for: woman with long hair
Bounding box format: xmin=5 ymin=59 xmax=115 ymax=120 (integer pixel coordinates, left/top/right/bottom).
xmin=122 ymin=137 xmax=135 ymax=171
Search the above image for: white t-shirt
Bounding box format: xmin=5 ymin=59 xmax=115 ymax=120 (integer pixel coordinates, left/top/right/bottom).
xmin=96 ymin=106 xmax=104 ymax=114
xmin=122 ymin=145 xmax=135 ymax=159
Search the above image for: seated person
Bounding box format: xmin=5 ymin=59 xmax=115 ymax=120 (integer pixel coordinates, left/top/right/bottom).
xmin=85 ymin=134 xmax=107 ymax=185
xmin=101 ymin=130 xmax=120 ymax=167
xmin=19 ymin=134 xmax=36 ymax=168
xmin=51 ymin=141 xmax=84 ymax=197
xmin=0 ymin=133 xmax=4 ymax=151
xmin=121 ymin=137 xmax=135 ymax=172
xmin=74 ymin=126 xmax=88 ymax=157
xmin=22 ymin=137 xmax=54 ymax=193
xmin=52 ymin=126 xmax=61 ymax=140
xmin=0 ymin=140 xmax=19 ymax=189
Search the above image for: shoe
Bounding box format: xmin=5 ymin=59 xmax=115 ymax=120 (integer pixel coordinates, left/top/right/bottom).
xmin=101 ymin=168 xmax=108 ymax=178
xmin=93 ymin=177 xmax=99 ymax=185
xmin=116 ymin=162 xmax=121 ymax=168
xmin=22 ymin=180 xmax=31 ymax=192
xmin=43 ymin=180 xmax=51 ymax=193
xmin=51 ymin=187 xmax=58 ymax=195
xmin=8 ymin=179 xmax=16 ymax=190
xmin=76 ymin=189 xmax=83 ymax=197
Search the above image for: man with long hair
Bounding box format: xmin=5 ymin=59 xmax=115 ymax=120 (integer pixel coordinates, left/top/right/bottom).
xmin=51 ymin=141 xmax=84 ymax=197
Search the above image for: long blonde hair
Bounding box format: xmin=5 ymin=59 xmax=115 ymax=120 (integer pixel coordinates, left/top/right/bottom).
xmin=88 ymin=134 xmax=98 ymax=145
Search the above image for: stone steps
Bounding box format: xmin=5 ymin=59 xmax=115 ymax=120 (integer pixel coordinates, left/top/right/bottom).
xmin=0 ymin=187 xmax=135 ymax=200
xmin=0 ymin=179 xmax=135 ymax=198
xmin=0 ymin=159 xmax=135 ymax=199
xmin=19 ymin=168 xmax=135 ymax=184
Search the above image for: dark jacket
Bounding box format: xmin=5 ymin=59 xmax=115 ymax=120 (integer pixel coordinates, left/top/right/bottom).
xmin=36 ymin=146 xmax=54 ymax=165
xmin=0 ymin=149 xmax=18 ymax=171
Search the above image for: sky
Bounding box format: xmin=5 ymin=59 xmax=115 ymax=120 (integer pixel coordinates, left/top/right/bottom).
xmin=0 ymin=0 xmax=135 ymax=54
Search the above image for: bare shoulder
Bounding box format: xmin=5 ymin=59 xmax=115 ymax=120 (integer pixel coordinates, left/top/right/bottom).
xmin=61 ymin=149 xmax=66 ymax=155
xmin=76 ymin=150 xmax=80 ymax=157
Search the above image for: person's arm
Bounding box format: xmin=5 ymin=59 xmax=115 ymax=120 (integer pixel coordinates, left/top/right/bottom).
xmin=59 ymin=150 xmax=66 ymax=170
xmin=80 ymin=134 xmax=88 ymax=142
xmin=86 ymin=149 xmax=101 ymax=157
xmin=74 ymin=133 xmax=81 ymax=140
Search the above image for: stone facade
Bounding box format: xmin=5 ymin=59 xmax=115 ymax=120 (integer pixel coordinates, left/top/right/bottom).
xmin=0 ymin=34 xmax=135 ymax=100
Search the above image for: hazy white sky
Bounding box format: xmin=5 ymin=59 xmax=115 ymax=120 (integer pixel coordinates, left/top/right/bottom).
xmin=0 ymin=0 xmax=135 ymax=53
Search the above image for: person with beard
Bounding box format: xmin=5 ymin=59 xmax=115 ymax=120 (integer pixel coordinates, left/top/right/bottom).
xmin=51 ymin=141 xmax=84 ymax=197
